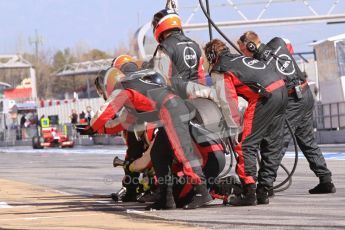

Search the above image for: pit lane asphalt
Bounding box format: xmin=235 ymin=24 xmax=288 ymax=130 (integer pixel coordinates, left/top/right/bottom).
xmin=0 ymin=145 xmax=344 ymax=229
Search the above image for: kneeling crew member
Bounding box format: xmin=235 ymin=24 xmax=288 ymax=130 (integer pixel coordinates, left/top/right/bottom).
xmin=84 ymin=67 xmax=212 ymax=210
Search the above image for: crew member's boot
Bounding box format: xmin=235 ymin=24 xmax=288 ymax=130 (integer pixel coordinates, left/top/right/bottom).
xmin=268 ymin=189 xmax=275 ymax=197
xmin=309 ymin=182 xmax=336 ymax=194
xmin=121 ymin=187 xmax=138 ymax=202
xmin=309 ymin=176 xmax=336 ymax=194
xmin=121 ymin=175 xmax=138 ymax=202
xmin=137 ymin=189 xmax=160 ymax=203
xmin=145 ymin=184 xmax=176 ymax=210
xmin=229 ymin=183 xmax=257 ymax=206
xmin=256 ymin=184 xmax=270 ymax=205
xmin=183 ymin=184 xmax=213 ymax=209
xmin=111 ymin=187 xmax=127 ymax=202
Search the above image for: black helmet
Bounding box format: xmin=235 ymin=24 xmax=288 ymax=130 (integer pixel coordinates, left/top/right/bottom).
xmin=142 ymin=71 xmax=166 ymax=87
xmin=124 ymin=69 xmax=167 ymax=87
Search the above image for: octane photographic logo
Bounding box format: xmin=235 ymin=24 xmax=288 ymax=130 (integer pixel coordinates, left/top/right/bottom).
xmin=183 ymin=47 xmax=197 ymax=68
xmin=242 ymin=57 xmax=266 ymax=70
xmin=276 ymin=54 xmax=295 ymax=75
xmin=104 ymin=175 xmax=116 ymax=185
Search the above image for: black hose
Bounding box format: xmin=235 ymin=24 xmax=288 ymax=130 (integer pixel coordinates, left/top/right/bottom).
xmin=198 ymin=0 xmax=300 ymax=192
xmin=198 ymin=0 xmax=243 ymax=54
xmin=255 ymin=153 xmax=294 ymax=192
xmin=272 ymin=119 xmax=299 ymax=192
xmin=216 ymin=136 xmax=234 ymax=179
xmin=205 ymin=0 xmax=213 ymax=40
xmin=274 ymin=163 xmax=292 ymax=193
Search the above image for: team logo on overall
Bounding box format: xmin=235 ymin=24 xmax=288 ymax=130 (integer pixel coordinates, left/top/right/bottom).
xmin=276 ymin=54 xmax=295 ymax=75
xmin=242 ymin=57 xmax=266 ymax=69
xmin=183 ymin=47 xmax=197 ymax=68
xmin=263 ymin=50 xmax=272 ymax=59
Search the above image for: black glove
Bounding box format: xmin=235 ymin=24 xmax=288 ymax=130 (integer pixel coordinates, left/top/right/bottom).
xmin=76 ymin=125 xmax=95 ymax=135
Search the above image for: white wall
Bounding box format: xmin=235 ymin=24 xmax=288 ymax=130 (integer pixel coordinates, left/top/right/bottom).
xmin=37 ymin=98 xmax=104 ymax=124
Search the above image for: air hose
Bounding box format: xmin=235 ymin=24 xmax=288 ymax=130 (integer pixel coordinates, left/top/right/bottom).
xmin=216 ymin=133 xmax=234 ymax=179
xmin=272 ymin=119 xmax=299 ymax=192
xmin=198 ymin=0 xmax=300 ymax=192
xmin=198 ymin=0 xmax=242 ymax=54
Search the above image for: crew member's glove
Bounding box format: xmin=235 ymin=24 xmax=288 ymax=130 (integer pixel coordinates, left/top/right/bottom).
xmin=76 ymin=125 xmax=95 ymax=135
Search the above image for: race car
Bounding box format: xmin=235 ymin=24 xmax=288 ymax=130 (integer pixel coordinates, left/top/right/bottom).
xmin=32 ymin=116 xmax=74 ymax=149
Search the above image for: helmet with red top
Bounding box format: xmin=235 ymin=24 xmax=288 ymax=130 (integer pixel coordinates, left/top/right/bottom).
xmin=152 ymin=9 xmax=182 ymax=42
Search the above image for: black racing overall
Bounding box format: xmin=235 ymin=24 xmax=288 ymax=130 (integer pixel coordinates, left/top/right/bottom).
xmin=211 ymin=52 xmax=288 ymax=189
xmin=157 ymin=31 xmax=203 ymax=98
xmin=255 ymin=37 xmax=333 ymax=184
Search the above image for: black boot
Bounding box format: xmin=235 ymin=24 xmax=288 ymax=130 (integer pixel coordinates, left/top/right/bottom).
xmin=309 ymin=182 xmax=336 ymax=194
xmin=137 ymin=189 xmax=160 ymax=203
xmin=145 ymin=184 xmax=176 ymax=210
xmin=256 ymin=184 xmax=270 ymax=205
xmin=229 ymin=184 xmax=257 ymax=206
xmin=111 ymin=187 xmax=127 ymax=202
xmin=121 ymin=173 xmax=139 ymax=202
xmin=121 ymin=189 xmax=138 ymax=202
xmin=268 ymin=189 xmax=275 ymax=198
xmin=183 ymin=184 xmax=213 ymax=209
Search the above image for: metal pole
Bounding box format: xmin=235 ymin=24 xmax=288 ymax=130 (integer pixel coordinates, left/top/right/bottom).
xmin=329 ymin=104 xmax=332 ymax=129
xmin=205 ymin=0 xmax=213 ymax=41
xmin=337 ymin=102 xmax=340 ymax=130
xmin=86 ymin=79 xmax=90 ymax=99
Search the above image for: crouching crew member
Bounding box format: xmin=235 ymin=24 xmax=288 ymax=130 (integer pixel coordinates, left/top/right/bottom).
xmin=104 ymin=55 xmax=146 ymax=202
xmin=81 ymin=67 xmax=212 ymax=210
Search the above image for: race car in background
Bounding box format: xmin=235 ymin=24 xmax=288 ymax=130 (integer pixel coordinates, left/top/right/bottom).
xmin=32 ymin=115 xmax=74 ymax=149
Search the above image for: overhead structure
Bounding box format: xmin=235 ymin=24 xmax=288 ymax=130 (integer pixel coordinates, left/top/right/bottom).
xmin=184 ymin=14 xmax=345 ymax=30
xmin=136 ymin=0 xmax=345 ymax=58
xmin=0 ymin=55 xmax=32 ymax=69
xmin=54 ymin=59 xmax=113 ymax=77
xmin=0 ymin=55 xmax=37 ymax=99
xmin=183 ymin=0 xmax=345 ymax=30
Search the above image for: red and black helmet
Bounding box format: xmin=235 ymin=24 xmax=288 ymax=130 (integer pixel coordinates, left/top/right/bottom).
xmin=112 ymin=54 xmax=135 ymax=69
xmin=112 ymin=54 xmax=138 ymax=74
xmin=152 ymin=9 xmax=182 ymax=42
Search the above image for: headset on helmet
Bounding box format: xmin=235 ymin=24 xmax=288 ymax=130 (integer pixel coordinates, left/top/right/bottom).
xmin=206 ymin=45 xmax=217 ymax=64
xmin=239 ymin=34 xmax=258 ymax=53
xmin=205 ymin=39 xmax=230 ymax=65
xmin=152 ymin=9 xmax=182 ymax=42
xmin=246 ymin=41 xmax=257 ymax=53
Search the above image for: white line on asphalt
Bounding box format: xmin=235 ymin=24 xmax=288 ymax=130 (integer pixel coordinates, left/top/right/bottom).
xmin=285 ymin=151 xmax=345 ymax=160
xmin=0 ymin=202 xmax=12 ymax=209
xmin=47 ymin=189 xmax=74 ymax=195
xmin=0 ymin=213 xmax=101 ymax=221
xmin=126 ymin=209 xmax=145 ymax=214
